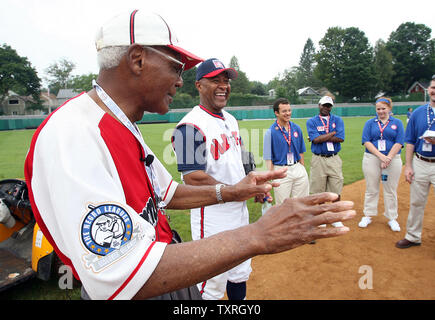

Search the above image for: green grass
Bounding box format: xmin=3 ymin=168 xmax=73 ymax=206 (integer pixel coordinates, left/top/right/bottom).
xmin=0 ymin=115 xmax=407 ymax=299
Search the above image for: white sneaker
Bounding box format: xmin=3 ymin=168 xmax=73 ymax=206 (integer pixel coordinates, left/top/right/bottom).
xmin=318 ymin=224 xmax=327 ymax=228
xmin=388 ymin=219 xmax=401 ymax=232
xmin=331 ymin=221 xmax=344 ymax=228
xmin=358 ymin=216 xmax=372 ymax=228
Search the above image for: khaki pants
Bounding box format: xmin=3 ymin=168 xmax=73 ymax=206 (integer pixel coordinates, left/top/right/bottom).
xmin=309 ymin=154 xmax=343 ymax=195
xmin=273 ymin=163 xmax=309 ymax=205
xmin=405 ymin=156 xmax=435 ymax=243
xmin=362 ymin=153 xmax=402 ymax=220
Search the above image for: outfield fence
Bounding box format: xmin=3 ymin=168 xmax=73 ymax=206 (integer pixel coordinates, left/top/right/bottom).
xmin=0 ymin=101 xmax=422 ymax=130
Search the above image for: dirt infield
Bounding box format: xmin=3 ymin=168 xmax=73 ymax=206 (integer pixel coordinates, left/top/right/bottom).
xmin=247 ymin=167 xmax=435 ymax=300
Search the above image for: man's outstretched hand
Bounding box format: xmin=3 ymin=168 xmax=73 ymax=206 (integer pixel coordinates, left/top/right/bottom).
xmin=250 ymin=192 xmax=356 ymax=255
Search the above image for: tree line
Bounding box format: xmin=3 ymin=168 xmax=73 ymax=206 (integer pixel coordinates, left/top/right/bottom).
xmin=1 ymin=21 xmax=433 ymax=113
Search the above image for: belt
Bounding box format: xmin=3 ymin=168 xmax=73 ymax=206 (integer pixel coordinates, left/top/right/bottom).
xmin=314 ymin=153 xmax=337 ymax=158
xmin=276 ymin=161 xmax=299 ymax=167
xmin=416 ymin=153 xmax=435 ymax=163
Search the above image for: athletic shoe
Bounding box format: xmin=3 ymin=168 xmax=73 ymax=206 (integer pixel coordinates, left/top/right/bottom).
xmin=388 ymin=219 xmax=401 ymax=232
xmin=358 ymin=216 xmax=372 ymax=228
xmin=331 ymin=221 xmax=344 ymax=228
xmin=318 ymin=224 xmax=326 ymax=228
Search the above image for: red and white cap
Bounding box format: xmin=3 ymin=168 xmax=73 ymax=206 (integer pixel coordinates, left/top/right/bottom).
xmin=95 ymin=10 xmax=203 ymax=70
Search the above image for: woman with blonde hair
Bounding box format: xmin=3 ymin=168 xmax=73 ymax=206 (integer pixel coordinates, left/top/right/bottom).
xmin=359 ymin=97 xmax=405 ymax=231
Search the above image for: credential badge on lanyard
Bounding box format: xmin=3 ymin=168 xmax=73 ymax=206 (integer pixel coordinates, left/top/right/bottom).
xmin=423 ymin=105 xmax=435 ymax=152
xmin=377 ymin=119 xmax=389 ymax=152
xmin=319 ymin=116 xmax=335 ymax=152
xmin=93 ymin=81 xmax=165 ymax=209
xmin=276 ymin=121 xmax=294 ymax=165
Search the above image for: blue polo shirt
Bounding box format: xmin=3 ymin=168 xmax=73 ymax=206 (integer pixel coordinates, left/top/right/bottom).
xmin=306 ymin=114 xmax=345 ymax=155
xmin=405 ymin=104 xmax=435 ymax=157
xmin=263 ymin=121 xmax=306 ymax=165
xmin=361 ymin=116 xmax=405 ymax=155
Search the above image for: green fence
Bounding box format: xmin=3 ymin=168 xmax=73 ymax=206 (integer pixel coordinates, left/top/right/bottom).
xmin=0 ymin=103 xmax=421 ymax=131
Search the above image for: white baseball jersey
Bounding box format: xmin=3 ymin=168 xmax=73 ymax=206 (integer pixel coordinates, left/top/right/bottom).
xmin=173 ymin=105 xmax=251 ymax=299
xmin=175 ymin=105 xmax=248 ymax=236
xmin=25 ymin=93 xmax=178 ymax=300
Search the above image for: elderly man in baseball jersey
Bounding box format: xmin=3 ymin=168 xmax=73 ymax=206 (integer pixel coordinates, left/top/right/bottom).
xmin=306 ymin=96 xmax=345 ymax=227
xmin=396 ymin=76 xmax=435 ymax=249
xmin=263 ymin=98 xmax=309 ymax=204
xmin=24 ymin=10 xmax=356 ymax=300
xmin=172 ymin=58 xmax=252 ymax=300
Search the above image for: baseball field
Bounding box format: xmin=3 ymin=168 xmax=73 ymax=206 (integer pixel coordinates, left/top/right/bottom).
xmin=1 ymin=115 xmax=434 ymax=300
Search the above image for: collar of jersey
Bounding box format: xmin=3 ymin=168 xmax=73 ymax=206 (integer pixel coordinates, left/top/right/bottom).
xmin=199 ymin=104 xmax=225 ymax=120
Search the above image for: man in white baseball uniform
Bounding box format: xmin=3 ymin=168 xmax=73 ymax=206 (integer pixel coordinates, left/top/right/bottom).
xmin=172 ymin=58 xmax=251 ymax=300
xmin=396 ymin=76 xmax=435 ymax=249
xmin=24 ymin=10 xmax=356 ymax=300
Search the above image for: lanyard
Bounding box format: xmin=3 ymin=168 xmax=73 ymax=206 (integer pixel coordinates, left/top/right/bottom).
xmin=93 ymin=80 xmax=163 ymax=207
xmin=276 ymin=120 xmax=291 ymax=152
xmin=427 ymin=105 xmax=435 ymax=130
xmin=377 ymin=119 xmax=390 ymax=139
xmin=319 ymin=115 xmax=330 ymax=133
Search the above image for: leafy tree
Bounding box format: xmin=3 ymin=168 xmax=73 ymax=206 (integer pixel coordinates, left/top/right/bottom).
xmin=268 ymin=67 xmax=302 ymax=104
xmin=250 ymin=81 xmax=267 ymax=95
xmin=373 ymin=39 xmax=394 ymax=94
xmin=229 ymin=56 xmax=251 ymax=94
xmin=44 ymin=58 xmax=76 ymax=95
xmin=296 ymin=38 xmax=321 ymax=88
xmin=315 ymin=27 xmax=374 ymax=100
xmin=386 ymin=22 xmax=434 ymax=93
xmin=0 ymin=43 xmax=41 ymax=103
xmin=177 ymin=67 xmax=198 ymax=97
xmin=70 ymin=73 xmax=98 ymax=92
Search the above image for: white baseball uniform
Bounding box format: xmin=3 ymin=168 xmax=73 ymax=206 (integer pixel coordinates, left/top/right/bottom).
xmin=172 ymin=105 xmax=251 ymax=300
xmin=25 ymin=92 xmax=178 ymax=300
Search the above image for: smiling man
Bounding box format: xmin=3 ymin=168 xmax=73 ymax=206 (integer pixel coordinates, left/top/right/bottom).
xmin=172 ymin=58 xmax=252 ymax=300
xmin=263 ymin=98 xmax=309 ymax=204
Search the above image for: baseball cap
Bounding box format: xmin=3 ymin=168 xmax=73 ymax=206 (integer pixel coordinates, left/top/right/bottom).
xmin=95 ymin=10 xmax=203 ymax=70
xmin=318 ymin=96 xmax=334 ymax=106
xmin=196 ymin=58 xmax=238 ymax=81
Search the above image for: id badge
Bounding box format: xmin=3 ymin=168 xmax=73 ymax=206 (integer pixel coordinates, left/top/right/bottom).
xmin=422 ymin=142 xmax=433 ymax=152
xmin=377 ymin=139 xmax=386 ymax=151
xmin=287 ymin=152 xmax=294 ymax=165
xmin=326 ymin=142 xmax=335 ymax=152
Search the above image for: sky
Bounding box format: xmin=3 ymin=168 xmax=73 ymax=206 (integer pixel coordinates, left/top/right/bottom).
xmin=0 ymin=0 xmax=434 ymax=87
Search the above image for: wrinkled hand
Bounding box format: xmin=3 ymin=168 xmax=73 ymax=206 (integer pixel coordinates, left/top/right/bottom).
xmin=251 ymin=192 xmax=355 ymax=254
xmin=223 ymin=168 xmax=287 ymax=203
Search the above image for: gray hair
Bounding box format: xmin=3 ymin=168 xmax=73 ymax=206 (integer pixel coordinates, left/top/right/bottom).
xmin=97 ymin=46 xmax=129 ymax=70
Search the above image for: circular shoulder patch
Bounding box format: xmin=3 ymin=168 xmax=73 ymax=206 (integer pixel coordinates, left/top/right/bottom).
xmin=81 ymin=204 xmax=133 ymax=256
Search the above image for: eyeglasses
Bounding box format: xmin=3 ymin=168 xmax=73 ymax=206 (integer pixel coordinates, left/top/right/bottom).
xmin=144 ymin=46 xmax=185 ymax=78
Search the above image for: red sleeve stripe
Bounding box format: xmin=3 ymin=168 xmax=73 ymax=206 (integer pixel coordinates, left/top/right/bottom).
xmin=108 ymin=241 xmax=157 ymax=300
xmin=162 ymin=179 xmax=173 ymax=202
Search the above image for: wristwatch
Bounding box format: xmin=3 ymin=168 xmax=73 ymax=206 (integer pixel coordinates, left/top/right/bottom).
xmin=215 ymin=183 xmax=226 ymax=204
